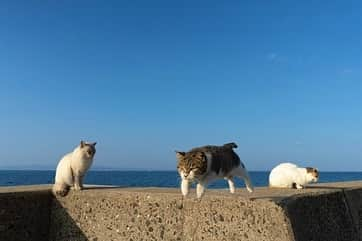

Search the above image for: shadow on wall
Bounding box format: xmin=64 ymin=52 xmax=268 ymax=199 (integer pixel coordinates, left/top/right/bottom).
xmin=284 ymin=192 xmax=358 ymax=241
xmin=49 ymin=197 xmax=88 ymax=241
xmin=0 ymin=189 xmax=88 ymax=241
xmin=49 ymin=186 xmax=123 ymax=241
xmin=0 ymin=190 xmax=52 ymax=241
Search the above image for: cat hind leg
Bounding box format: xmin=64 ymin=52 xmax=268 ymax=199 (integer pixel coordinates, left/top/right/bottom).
xmin=196 ymin=182 xmax=206 ymax=198
xmin=52 ymin=183 xmax=70 ymax=197
xmin=226 ymin=177 xmax=236 ymax=194
xmin=233 ymin=166 xmax=254 ymax=193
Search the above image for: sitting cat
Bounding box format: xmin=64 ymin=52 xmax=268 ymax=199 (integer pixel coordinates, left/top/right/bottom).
xmin=176 ymin=142 xmax=254 ymax=198
xmin=53 ymin=141 xmax=96 ymax=196
xmin=269 ymin=162 xmax=319 ymax=189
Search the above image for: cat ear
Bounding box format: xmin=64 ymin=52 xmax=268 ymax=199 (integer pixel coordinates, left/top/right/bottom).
xmin=175 ymin=151 xmax=185 ymax=159
xmin=92 ymin=142 xmax=97 ymax=146
xmin=80 ymin=140 xmax=85 ymax=148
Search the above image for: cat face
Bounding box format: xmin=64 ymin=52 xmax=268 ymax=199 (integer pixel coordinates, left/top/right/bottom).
xmin=80 ymin=141 xmax=97 ymax=159
xmin=176 ymin=151 xmax=207 ymax=180
xmin=306 ymin=167 xmax=319 ymax=183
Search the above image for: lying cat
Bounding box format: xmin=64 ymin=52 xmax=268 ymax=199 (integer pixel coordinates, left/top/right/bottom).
xmin=176 ymin=142 xmax=254 ymax=198
xmin=53 ymin=141 xmax=96 ymax=196
xmin=269 ymin=162 xmax=319 ymax=189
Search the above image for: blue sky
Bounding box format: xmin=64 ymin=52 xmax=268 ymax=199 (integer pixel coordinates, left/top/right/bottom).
xmin=1 ymin=1 xmax=362 ymax=171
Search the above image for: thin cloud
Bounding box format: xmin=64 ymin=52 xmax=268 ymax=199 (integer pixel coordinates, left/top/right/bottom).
xmin=267 ymin=53 xmax=278 ymax=61
xmin=342 ymin=68 xmax=353 ymax=74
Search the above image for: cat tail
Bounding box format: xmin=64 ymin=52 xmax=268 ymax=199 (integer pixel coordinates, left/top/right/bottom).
xmin=223 ymin=142 xmax=238 ymax=149
xmin=52 ymin=183 xmax=70 ymax=197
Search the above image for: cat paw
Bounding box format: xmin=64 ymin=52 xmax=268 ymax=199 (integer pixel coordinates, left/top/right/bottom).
xmin=74 ymin=186 xmax=82 ymax=191
xmin=56 ymin=189 xmax=68 ymax=197
xmin=247 ymin=186 xmax=254 ymax=193
xmin=181 ymin=180 xmax=189 ymax=196
xmin=181 ymin=189 xmax=189 ymax=196
xmin=196 ymin=184 xmax=205 ymax=198
xmin=196 ymin=192 xmax=205 ymax=199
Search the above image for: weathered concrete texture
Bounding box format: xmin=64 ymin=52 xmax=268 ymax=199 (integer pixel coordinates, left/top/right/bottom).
xmin=50 ymin=188 xmax=293 ymax=241
xmin=284 ymin=190 xmax=358 ymax=241
xmin=0 ymin=189 xmax=51 ymax=241
xmin=2 ymin=182 xmax=362 ymax=241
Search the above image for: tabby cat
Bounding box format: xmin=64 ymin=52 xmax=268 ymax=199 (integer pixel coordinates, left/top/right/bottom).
xmin=176 ymin=142 xmax=254 ymax=198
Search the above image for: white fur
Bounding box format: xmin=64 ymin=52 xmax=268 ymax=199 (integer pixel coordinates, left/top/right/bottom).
xmin=181 ymin=179 xmax=189 ymax=196
xmin=269 ymin=162 xmax=318 ymax=188
xmin=179 ymin=153 xmax=254 ymax=198
xmin=53 ymin=142 xmax=95 ymax=196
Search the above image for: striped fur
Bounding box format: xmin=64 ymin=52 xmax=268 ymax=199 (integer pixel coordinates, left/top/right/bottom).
xmin=189 ymin=142 xmax=242 ymax=175
xmin=176 ymin=142 xmax=253 ymax=198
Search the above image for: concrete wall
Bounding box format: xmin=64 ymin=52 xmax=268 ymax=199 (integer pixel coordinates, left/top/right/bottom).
xmin=0 ymin=187 xmax=51 ymax=241
xmin=1 ymin=182 xmax=362 ymax=241
xmin=49 ymin=188 xmax=293 ymax=241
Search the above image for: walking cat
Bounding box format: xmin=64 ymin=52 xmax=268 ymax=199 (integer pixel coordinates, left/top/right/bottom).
xmin=269 ymin=162 xmax=319 ymax=189
xmin=53 ymin=141 xmax=96 ymax=196
xmin=176 ymin=142 xmax=254 ymax=198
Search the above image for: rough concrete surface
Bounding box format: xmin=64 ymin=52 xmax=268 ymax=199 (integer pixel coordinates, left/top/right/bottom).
xmin=50 ymin=188 xmax=293 ymax=241
xmin=1 ymin=182 xmax=362 ymax=241
xmin=0 ymin=188 xmax=51 ymax=241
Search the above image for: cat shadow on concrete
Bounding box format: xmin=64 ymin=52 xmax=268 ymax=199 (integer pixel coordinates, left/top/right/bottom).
xmin=82 ymin=185 xmax=122 ymax=190
xmin=305 ymin=185 xmax=345 ymax=190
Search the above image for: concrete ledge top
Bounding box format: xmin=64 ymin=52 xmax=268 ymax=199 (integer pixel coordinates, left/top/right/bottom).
xmin=1 ymin=181 xmax=362 ymax=202
xmin=2 ymin=181 xmax=362 ymax=241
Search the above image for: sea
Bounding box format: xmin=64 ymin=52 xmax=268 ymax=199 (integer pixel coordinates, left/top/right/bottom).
xmin=1 ymin=170 xmax=362 ymax=188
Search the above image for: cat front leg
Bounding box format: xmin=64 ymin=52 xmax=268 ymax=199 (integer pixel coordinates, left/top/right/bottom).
xmin=181 ymin=179 xmax=189 ymax=196
xmin=226 ymin=177 xmax=236 ymax=194
xmin=79 ymin=175 xmax=85 ymax=189
xmin=74 ymin=175 xmax=82 ymax=191
xmin=196 ymin=174 xmax=215 ymax=198
xmin=292 ymin=182 xmax=304 ymax=189
xmin=196 ymin=182 xmax=206 ymax=198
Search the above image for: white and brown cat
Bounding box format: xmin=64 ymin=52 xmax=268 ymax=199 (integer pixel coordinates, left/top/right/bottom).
xmin=269 ymin=162 xmax=319 ymax=189
xmin=176 ymin=142 xmax=254 ymax=198
xmin=53 ymin=141 xmax=96 ymax=196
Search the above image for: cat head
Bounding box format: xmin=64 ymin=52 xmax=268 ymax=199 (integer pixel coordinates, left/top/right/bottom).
xmin=176 ymin=151 xmax=207 ymax=180
xmin=306 ymin=167 xmax=319 ymax=183
xmin=79 ymin=141 xmax=97 ymax=159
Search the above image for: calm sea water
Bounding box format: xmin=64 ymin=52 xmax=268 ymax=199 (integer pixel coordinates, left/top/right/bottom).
xmin=1 ymin=170 xmax=362 ymax=188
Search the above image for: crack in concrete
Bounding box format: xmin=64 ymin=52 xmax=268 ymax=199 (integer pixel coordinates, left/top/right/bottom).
xmin=341 ymin=188 xmax=359 ymax=241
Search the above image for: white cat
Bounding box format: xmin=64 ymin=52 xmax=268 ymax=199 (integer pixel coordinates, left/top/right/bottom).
xmin=269 ymin=162 xmax=319 ymax=189
xmin=53 ymin=141 xmax=96 ymax=196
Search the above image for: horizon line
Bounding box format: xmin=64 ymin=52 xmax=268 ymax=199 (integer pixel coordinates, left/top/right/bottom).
xmin=0 ymin=168 xmax=361 ymax=173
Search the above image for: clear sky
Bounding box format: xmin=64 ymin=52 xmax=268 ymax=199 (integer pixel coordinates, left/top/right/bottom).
xmin=1 ymin=1 xmax=362 ymax=171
